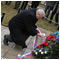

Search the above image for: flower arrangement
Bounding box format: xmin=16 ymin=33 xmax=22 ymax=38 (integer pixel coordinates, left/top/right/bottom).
xmin=32 ymin=31 xmax=59 ymax=59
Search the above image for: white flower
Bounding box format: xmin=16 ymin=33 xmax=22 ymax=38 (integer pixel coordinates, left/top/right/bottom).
xmin=35 ymin=52 xmax=38 ymax=55
xmin=41 ymin=52 xmax=44 ymax=54
xmin=39 ymin=50 xmax=41 ymax=52
xmin=18 ymin=54 xmax=21 ymax=57
xmin=45 ymin=51 xmax=47 ymax=54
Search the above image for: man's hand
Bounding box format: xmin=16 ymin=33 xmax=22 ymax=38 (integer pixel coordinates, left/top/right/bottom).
xmin=36 ymin=28 xmax=45 ymax=37
xmin=36 ymin=28 xmax=44 ymax=37
xmin=36 ymin=28 xmax=41 ymax=33
xmin=37 ymin=33 xmax=44 ymax=37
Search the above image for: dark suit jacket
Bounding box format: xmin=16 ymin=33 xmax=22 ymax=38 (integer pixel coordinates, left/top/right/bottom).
xmin=8 ymin=8 xmax=38 ymax=46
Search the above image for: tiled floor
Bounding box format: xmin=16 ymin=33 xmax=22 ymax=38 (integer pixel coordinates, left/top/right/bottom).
xmin=1 ymin=26 xmax=52 ymax=59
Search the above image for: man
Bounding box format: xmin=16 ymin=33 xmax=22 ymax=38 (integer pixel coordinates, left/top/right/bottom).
xmin=44 ymin=1 xmax=56 ymax=19
xmin=18 ymin=1 xmax=28 ymax=13
xmin=49 ymin=1 xmax=59 ymax=23
xmin=14 ymin=1 xmax=21 ymax=10
xmin=5 ymin=1 xmax=11 ymax=5
xmin=31 ymin=1 xmax=40 ymax=8
xmin=55 ymin=3 xmax=59 ymax=26
xmin=1 ymin=13 xmax=5 ymax=23
xmin=3 ymin=8 xmax=45 ymax=49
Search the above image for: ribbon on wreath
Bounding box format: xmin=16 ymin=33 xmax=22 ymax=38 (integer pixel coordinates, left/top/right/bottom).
xmin=18 ymin=35 xmax=45 ymax=59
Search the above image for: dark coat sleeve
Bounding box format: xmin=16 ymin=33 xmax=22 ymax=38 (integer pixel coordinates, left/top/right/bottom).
xmin=24 ymin=14 xmax=37 ymax=36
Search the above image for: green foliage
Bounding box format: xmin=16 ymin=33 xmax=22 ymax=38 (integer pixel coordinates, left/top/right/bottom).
xmin=33 ymin=32 xmax=59 ymax=59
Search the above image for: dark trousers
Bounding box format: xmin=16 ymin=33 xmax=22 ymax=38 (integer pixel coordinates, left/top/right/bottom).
xmin=1 ymin=13 xmax=5 ymax=23
xmin=5 ymin=34 xmax=27 ymax=47
xmin=55 ymin=13 xmax=59 ymax=23
xmin=6 ymin=35 xmax=13 ymax=42
xmin=50 ymin=10 xmax=56 ymax=20
xmin=18 ymin=1 xmax=28 ymax=13
xmin=45 ymin=5 xmax=49 ymax=13
xmin=14 ymin=1 xmax=21 ymax=9
xmin=31 ymin=1 xmax=39 ymax=8
xmin=45 ymin=5 xmax=52 ymax=18
xmin=49 ymin=9 xmax=57 ymax=23
xmin=20 ymin=1 xmax=28 ymax=10
xmin=46 ymin=7 xmax=51 ymax=18
xmin=50 ymin=5 xmax=58 ymax=22
xmin=6 ymin=1 xmax=11 ymax=5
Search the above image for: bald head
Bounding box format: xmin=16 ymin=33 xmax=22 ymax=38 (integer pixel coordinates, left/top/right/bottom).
xmin=36 ymin=9 xmax=45 ymax=19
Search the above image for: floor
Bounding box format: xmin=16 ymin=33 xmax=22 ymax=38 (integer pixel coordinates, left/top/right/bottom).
xmin=1 ymin=25 xmax=52 ymax=59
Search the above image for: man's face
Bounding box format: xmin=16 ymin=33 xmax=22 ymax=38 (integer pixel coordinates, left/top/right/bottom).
xmin=36 ymin=12 xmax=45 ymax=19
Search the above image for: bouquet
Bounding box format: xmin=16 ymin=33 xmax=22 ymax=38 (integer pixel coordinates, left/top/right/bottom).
xmin=32 ymin=31 xmax=59 ymax=59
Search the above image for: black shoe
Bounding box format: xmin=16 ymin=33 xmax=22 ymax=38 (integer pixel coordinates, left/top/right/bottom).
xmin=3 ymin=35 xmax=8 ymax=46
xmin=22 ymin=45 xmax=27 ymax=49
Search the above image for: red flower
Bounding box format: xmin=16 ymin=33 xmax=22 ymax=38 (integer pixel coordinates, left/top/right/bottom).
xmin=44 ymin=40 xmax=48 ymax=46
xmin=54 ymin=36 xmax=56 ymax=39
xmin=54 ymin=35 xmax=57 ymax=39
xmin=46 ymin=38 xmax=50 ymax=41
xmin=44 ymin=42 xmax=48 ymax=46
xmin=50 ymin=35 xmax=57 ymax=38
xmin=47 ymin=36 xmax=50 ymax=38
xmin=48 ymin=46 xmax=50 ymax=48
xmin=51 ymin=38 xmax=54 ymax=42
xmin=38 ymin=45 xmax=42 ymax=49
xmin=50 ymin=35 xmax=54 ymax=38
xmin=45 ymin=41 xmax=48 ymax=43
xmin=54 ymin=35 xmax=57 ymax=36
xmin=44 ymin=47 xmax=46 ymax=48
